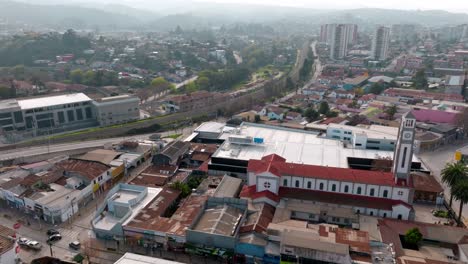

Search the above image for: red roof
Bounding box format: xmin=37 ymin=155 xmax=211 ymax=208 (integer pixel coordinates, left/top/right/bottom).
xmin=384 ymin=88 xmax=464 ymax=102
xmin=279 ymin=187 xmax=412 ymax=211
xmin=411 ymin=109 xmax=458 ymax=124
xmin=240 ymin=185 xmax=280 ymax=203
xmin=248 ymin=155 xmax=405 ymax=187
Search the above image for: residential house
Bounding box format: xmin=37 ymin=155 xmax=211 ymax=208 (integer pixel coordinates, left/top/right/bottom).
xmin=266 ymin=106 xmax=285 ymax=120
xmin=285 ymin=111 xmax=302 ymax=121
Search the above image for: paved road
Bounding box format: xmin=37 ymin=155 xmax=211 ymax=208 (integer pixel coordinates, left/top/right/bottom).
xmin=419 ymin=142 xmax=468 ymax=225
xmin=278 ymin=41 xmax=322 ymax=103
xmin=0 ymin=126 xmax=195 ymax=162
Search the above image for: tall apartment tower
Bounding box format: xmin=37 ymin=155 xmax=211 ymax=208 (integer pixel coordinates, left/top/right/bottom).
xmin=321 ymin=24 xmax=357 ymax=60
xmin=393 ymin=112 xmax=416 ymax=184
xmin=330 ymin=24 xmax=349 ymax=60
xmin=371 ymin=26 xmax=390 ymax=61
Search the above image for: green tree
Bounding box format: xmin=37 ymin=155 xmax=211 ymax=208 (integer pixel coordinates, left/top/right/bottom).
xmin=452 ymin=180 xmax=468 ymax=226
xmin=170 ymin=181 xmax=191 ymax=198
xmin=83 ymin=70 xmax=96 ymax=86
xmin=12 ymin=65 xmax=25 ymax=80
xmin=304 ymin=107 xmax=319 ymax=122
xmin=286 ymin=77 xmax=295 ymax=90
xmin=0 ymin=86 xmax=12 ymax=99
xmin=385 ymin=104 xmax=398 ymax=119
xmin=70 ymin=69 xmax=83 ymax=84
xmin=151 ymin=77 xmax=174 ymax=94
xmin=404 ymin=228 xmax=423 ymax=246
xmin=369 ymin=82 xmax=385 ymax=95
xmin=254 ymin=114 xmax=261 ymax=123
xmin=412 ymin=69 xmax=428 ymax=89
xmin=441 ymin=162 xmax=468 ymax=207
xmin=318 ymin=101 xmax=330 ymax=115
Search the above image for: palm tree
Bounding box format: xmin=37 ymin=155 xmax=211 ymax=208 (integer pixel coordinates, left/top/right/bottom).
xmin=441 ymin=162 xmax=468 ymax=207
xmin=452 ymin=180 xmax=468 ymax=226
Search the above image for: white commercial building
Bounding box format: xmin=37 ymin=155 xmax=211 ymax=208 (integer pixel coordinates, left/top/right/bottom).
xmin=92 ymin=95 xmax=140 ymax=126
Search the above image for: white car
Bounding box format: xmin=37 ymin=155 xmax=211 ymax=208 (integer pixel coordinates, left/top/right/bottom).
xmin=18 ymin=238 xmax=30 ymax=246
xmin=26 ymin=240 xmax=42 ymax=250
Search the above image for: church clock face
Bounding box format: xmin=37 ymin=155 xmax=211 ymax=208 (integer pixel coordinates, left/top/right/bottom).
xmin=403 ymin=131 xmax=413 ymax=140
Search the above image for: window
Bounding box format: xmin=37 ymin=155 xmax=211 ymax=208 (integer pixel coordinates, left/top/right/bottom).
xmin=355 ymin=143 xmax=362 ymax=146
xmin=344 ymin=186 xmax=349 ymax=193
xmin=309 ymin=214 xmax=315 ymax=219
xmin=295 ymin=180 xmax=300 ymax=188
xmin=405 ymin=119 xmax=414 ymax=127
xmin=370 ymin=188 xmax=375 ymax=196
xmin=85 ymin=107 xmax=92 ymax=119
xmin=58 ymin=111 xmax=65 ymax=123
xmin=370 ymin=211 xmax=374 ymax=216
xmin=332 ymin=129 xmax=341 ymax=133
xmin=76 ymin=108 xmax=83 ymax=120
xmin=283 ymin=179 xmax=288 ymax=187
xmin=401 ymin=147 xmax=408 ymax=168
xmin=367 ymin=140 xmax=381 ymax=144
xmin=383 ymin=213 xmax=387 ymax=218
xmin=307 ymin=181 xmax=312 ymax=189
xmin=383 ymin=190 xmax=389 ymax=198
xmin=398 ymin=214 xmax=402 ymax=220
xmin=356 ymin=209 xmax=361 ymax=214
xmin=319 ymin=182 xmax=324 ymax=190
xmin=263 ymin=181 xmax=271 ymax=189
xmin=398 ymin=190 xmax=404 ymax=196
xmin=67 ymin=110 xmax=75 ymax=122
xmin=331 ymin=184 xmax=336 ymax=192
xmin=357 ymin=187 xmax=362 ymax=194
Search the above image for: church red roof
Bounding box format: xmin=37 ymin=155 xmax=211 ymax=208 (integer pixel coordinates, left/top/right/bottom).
xmin=240 ymin=185 xmax=280 ymax=203
xmin=279 ymin=187 xmax=412 ymax=211
xmin=248 ymin=154 xmax=408 ymax=187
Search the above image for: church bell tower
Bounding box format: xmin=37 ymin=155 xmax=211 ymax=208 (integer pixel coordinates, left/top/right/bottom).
xmin=393 ymin=111 xmax=416 ymax=183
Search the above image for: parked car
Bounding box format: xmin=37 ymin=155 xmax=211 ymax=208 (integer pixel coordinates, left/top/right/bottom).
xmin=18 ymin=238 xmax=29 ymax=246
xmin=46 ymin=229 xmax=59 ymax=236
xmin=47 ymin=234 xmax=62 ymax=243
xmin=69 ymin=241 xmax=81 ymax=250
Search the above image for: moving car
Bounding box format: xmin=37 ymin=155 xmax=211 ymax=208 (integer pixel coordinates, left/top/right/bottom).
xmin=69 ymin=241 xmax=81 ymax=250
xmin=46 ymin=229 xmax=60 ymax=236
xmin=47 ymin=234 xmax=62 ymax=243
xmin=27 ymin=240 xmax=42 ymax=250
xmin=18 ymin=238 xmax=42 ymax=250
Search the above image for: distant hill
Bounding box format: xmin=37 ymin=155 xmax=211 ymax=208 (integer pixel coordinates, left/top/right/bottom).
xmin=0 ymin=0 xmax=143 ymax=29
xmin=1 ymin=0 xmax=468 ymax=31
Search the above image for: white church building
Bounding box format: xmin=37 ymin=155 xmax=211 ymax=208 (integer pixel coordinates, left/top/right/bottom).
xmin=241 ymin=112 xmax=418 ymax=221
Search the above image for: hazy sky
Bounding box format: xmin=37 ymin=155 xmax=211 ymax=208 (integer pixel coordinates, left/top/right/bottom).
xmin=198 ymin=0 xmax=468 ymax=12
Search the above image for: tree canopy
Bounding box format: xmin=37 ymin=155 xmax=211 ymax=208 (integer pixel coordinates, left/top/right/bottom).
xmin=404 ymin=228 xmax=423 ymax=246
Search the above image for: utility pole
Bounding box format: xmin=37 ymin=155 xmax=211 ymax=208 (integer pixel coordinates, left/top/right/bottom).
xmin=48 ymin=241 xmax=53 ymax=257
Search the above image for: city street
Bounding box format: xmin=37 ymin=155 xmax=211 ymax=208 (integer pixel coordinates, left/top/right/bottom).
xmin=418 ymin=141 xmax=468 ymax=225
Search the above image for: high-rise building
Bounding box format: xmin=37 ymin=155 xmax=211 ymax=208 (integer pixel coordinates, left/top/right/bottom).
xmin=320 ymin=24 xmax=357 ymax=45
xmin=371 ymin=26 xmax=390 ymax=61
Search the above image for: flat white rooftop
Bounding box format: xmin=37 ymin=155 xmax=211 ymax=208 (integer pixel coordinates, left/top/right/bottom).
xmin=94 ymin=187 xmax=161 ymax=231
xmin=17 ymin=93 xmax=92 ymax=110
xmin=112 ymin=189 xmax=140 ymax=204
xmin=32 ymin=183 xmax=82 ymax=208
xmin=212 ymin=123 xmax=418 ymax=168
